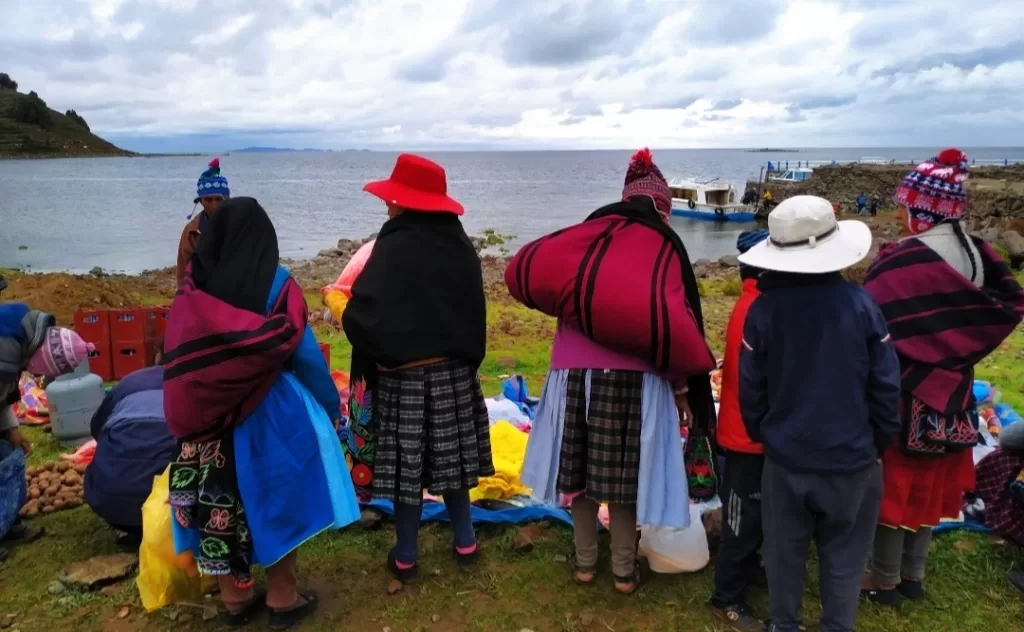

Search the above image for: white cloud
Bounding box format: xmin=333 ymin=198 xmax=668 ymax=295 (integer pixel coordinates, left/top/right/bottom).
xmin=1 ymin=0 xmax=1021 ymax=150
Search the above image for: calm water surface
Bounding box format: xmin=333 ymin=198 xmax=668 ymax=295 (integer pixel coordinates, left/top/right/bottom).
xmin=1 ymin=148 xmax=1020 ymax=273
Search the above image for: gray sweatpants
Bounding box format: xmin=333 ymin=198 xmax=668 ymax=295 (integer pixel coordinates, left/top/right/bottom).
xmin=762 ymin=459 xmax=882 ymax=632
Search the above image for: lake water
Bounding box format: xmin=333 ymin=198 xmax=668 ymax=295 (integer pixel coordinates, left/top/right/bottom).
xmin=1 ymin=147 xmax=1021 ymax=273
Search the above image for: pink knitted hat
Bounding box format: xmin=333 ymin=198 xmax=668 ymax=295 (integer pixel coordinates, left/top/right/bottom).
xmin=25 ymin=327 xmax=94 ymax=378
xmin=622 ymin=148 xmax=672 ymax=217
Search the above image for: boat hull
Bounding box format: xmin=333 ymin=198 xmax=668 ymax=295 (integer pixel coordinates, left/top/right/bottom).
xmin=671 ymin=206 xmax=756 ymax=222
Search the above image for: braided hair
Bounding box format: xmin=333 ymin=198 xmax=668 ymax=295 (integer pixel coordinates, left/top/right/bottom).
xmin=950 ymin=220 xmax=978 ymax=284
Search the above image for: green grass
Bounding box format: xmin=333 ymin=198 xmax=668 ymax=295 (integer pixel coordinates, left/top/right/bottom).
xmin=3 ymin=291 xmax=1024 ymax=631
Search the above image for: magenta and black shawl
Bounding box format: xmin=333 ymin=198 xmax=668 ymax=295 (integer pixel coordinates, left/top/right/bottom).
xmin=864 ymin=237 xmax=1024 ymax=416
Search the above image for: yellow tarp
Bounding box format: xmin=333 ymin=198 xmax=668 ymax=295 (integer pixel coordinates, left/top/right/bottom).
xmin=471 ymin=421 xmax=531 ymax=502
xmin=323 ymin=290 xmax=349 ymax=325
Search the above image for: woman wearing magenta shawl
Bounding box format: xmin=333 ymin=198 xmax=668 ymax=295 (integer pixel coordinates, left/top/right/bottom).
xmin=861 ymin=150 xmax=1024 ymax=606
xmin=163 ymin=198 xmax=359 ymax=629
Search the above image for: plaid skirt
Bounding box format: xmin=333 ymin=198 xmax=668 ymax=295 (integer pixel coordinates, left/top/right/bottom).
xmin=557 ymin=369 xmax=644 ymax=504
xmin=372 ymin=360 xmax=495 ymax=505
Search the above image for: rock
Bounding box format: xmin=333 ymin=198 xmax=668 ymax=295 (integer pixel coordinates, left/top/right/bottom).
xmin=337 ymin=239 xmax=355 ymax=251
xmin=702 ymin=507 xmax=723 ymax=546
xmin=57 ymin=597 xmax=72 ymax=607
xmin=694 ymin=258 xmax=712 ymax=267
xmin=513 ymin=524 xmax=545 ymax=553
xmin=88 ymin=266 xmax=105 ymax=277
xmin=47 ymin=581 xmax=66 ymax=595
xmin=167 ymin=610 xmax=179 ymax=622
xmin=386 ymin=579 xmax=404 ymax=595
xmin=1000 ymin=230 xmax=1024 ymax=259
xmin=0 ymin=614 xmax=16 ymax=629
xmin=718 ymin=254 xmax=740 ymax=267
xmin=431 ymin=614 xmax=441 ymax=623
xmin=358 ymin=508 xmax=383 ymax=531
xmin=202 ymin=606 xmax=219 ymax=622
xmin=552 ymin=554 xmax=567 ymax=564
xmin=60 ymin=553 xmax=138 ymax=590
xmin=317 ymin=249 xmax=342 ymax=258
xmin=100 ymin=585 xmax=121 ymax=598
xmin=177 ymin=613 xmax=193 ymax=624
xmin=116 ymin=606 xmax=130 ymax=620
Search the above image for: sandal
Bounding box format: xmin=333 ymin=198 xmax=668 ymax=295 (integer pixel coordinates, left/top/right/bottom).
xmin=613 ymin=557 xmax=651 ymax=595
xmin=269 ymin=590 xmax=319 ymax=631
xmin=221 ymin=589 xmax=267 ymax=628
xmin=452 ymin=546 xmax=479 ymax=571
xmin=386 ymin=551 xmax=420 ymax=584
xmin=569 ymin=553 xmax=597 ymax=585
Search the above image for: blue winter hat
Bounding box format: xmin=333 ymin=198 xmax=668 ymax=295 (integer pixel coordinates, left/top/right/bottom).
xmin=194 ymin=157 xmax=230 ymax=203
xmin=736 ymin=229 xmax=769 ymax=254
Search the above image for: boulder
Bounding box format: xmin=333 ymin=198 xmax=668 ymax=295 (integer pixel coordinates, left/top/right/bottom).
xmin=718 ymin=254 xmax=740 ymax=267
xmin=999 ymin=230 xmax=1024 ymax=260
xmin=59 ymin=553 xmax=138 ymax=590
xmin=693 ymin=258 xmax=712 ymax=267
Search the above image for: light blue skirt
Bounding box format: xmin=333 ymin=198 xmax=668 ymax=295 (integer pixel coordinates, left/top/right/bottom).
xmin=521 ymin=369 xmax=691 ymax=529
xmin=174 ymin=372 xmax=360 ymax=567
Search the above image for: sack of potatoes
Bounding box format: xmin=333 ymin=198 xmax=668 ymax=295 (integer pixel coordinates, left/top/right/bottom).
xmin=19 ymin=461 xmax=88 ymax=519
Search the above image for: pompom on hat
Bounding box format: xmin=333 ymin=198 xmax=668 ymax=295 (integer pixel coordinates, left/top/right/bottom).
xmin=194 ymin=157 xmax=230 ymax=203
xmin=894 ymin=148 xmax=969 ymax=234
xmin=622 ymin=148 xmax=672 ymax=217
xmin=25 ymin=327 xmax=94 ymax=378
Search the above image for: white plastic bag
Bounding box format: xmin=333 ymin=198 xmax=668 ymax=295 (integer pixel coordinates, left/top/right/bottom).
xmin=638 ymin=504 xmax=709 ymax=573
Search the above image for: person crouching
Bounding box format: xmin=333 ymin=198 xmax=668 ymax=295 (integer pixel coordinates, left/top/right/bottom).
xmin=737 ymin=196 xmax=901 ymax=632
xmin=343 ymin=154 xmax=494 ymax=584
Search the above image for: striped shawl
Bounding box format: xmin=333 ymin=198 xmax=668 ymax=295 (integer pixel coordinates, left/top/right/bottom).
xmin=864 ymin=237 xmax=1024 ymax=416
xmin=162 ymin=269 xmax=307 ymax=441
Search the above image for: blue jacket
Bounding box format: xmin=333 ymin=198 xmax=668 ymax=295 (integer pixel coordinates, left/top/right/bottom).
xmin=739 ymin=272 xmax=901 ymax=474
xmin=85 ymin=366 xmax=176 ymax=529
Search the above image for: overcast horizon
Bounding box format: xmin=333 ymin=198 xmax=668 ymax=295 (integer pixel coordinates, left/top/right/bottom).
xmin=3 ymin=0 xmax=1022 ymax=153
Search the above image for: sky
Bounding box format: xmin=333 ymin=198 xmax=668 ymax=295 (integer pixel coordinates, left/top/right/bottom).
xmin=2 ymin=0 xmax=1023 ymax=152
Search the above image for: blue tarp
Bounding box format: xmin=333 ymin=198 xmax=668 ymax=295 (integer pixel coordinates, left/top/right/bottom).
xmin=364 ymin=499 xmax=573 ymax=527
xmin=933 ymin=518 xmax=991 ymax=536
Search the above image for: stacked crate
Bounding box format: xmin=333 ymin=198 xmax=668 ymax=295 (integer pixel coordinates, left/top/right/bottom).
xmin=73 ymin=306 xmax=170 ymax=381
xmin=73 ymin=310 xmax=114 ymax=381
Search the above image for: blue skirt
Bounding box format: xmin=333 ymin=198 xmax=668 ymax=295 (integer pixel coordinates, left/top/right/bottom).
xmin=174 ymin=373 xmax=359 ymax=567
xmin=521 ymin=369 xmax=691 ymax=529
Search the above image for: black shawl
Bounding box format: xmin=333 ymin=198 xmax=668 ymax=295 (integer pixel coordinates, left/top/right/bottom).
xmin=343 ymin=211 xmax=487 ymax=369
xmin=190 ymin=197 xmax=279 ymax=315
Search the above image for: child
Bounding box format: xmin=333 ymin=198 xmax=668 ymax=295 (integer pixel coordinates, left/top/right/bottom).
xmin=737 ymin=196 xmax=901 ymax=632
xmin=710 ymin=229 xmax=769 ymax=631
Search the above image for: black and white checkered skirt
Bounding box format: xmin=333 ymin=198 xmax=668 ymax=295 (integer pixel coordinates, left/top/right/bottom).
xmin=557 ymin=369 xmax=644 ymax=504
xmin=372 ymin=359 xmax=495 ymax=506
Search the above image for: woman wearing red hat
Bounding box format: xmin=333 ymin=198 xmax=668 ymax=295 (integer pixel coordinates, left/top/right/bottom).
xmin=861 ymin=149 xmax=1024 ymax=606
xmin=343 ymin=154 xmax=494 ymax=584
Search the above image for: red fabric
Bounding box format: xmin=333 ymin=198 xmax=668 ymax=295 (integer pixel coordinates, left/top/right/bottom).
xmin=878 ymin=444 xmax=975 ymax=531
xmin=363 ymin=153 xmax=464 ymax=215
xmin=505 ymin=215 xmax=714 ymax=379
xmin=717 ymin=279 xmax=763 ymax=454
xmin=162 ymin=271 xmax=307 ymax=441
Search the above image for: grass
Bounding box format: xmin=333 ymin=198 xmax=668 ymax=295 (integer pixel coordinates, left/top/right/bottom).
xmin=3 ymin=286 xmax=1024 ymax=631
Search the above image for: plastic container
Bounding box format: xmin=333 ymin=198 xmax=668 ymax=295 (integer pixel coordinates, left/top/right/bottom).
xmin=113 ymin=341 xmax=147 ymax=380
xmin=46 ymin=361 xmax=106 ymax=447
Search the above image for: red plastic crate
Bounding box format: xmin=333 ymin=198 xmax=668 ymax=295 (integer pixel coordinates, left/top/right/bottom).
xmin=110 ymin=308 xmax=147 ymax=342
xmin=87 ymin=341 xmax=114 ymax=382
xmin=318 ymin=342 xmax=331 ymax=369
xmin=112 ymin=341 xmax=147 ymax=380
xmin=73 ymin=310 xmax=111 ymax=349
xmin=142 ymin=306 xmax=170 ymax=339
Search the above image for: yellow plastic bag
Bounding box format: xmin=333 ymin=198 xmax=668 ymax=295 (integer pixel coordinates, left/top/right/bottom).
xmin=137 ymin=466 xmax=213 ymax=612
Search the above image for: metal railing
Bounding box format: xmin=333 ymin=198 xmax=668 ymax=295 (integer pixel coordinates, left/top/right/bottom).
xmin=765 ymin=158 xmax=1024 ymax=171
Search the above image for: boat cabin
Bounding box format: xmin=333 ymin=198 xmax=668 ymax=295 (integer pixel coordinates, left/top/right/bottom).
xmin=669 ymin=183 xmax=735 ymax=207
xmin=769 ymin=168 xmax=813 ymax=183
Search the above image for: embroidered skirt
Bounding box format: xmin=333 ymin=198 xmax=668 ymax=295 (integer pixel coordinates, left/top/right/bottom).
xmin=522 ymin=369 xmax=691 ymax=528
xmin=372 ymin=360 xmax=494 ymax=506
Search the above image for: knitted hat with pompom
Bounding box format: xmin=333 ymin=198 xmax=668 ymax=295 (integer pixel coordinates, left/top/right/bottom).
xmin=194 ymin=157 xmax=230 ymax=203
xmin=622 ymin=148 xmax=672 ymax=217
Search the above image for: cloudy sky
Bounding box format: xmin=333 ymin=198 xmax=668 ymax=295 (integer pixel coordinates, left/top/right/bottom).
xmin=2 ymin=0 xmax=1023 ymax=152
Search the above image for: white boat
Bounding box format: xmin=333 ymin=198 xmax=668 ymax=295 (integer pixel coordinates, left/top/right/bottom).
xmin=768 ymin=167 xmax=814 ymax=183
xmin=669 ymin=178 xmax=756 ymax=222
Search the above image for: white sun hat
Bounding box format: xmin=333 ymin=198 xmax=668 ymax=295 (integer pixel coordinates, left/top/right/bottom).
xmin=738 ymin=195 xmax=872 ymax=273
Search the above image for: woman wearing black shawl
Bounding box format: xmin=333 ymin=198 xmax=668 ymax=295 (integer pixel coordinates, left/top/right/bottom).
xmin=343 ymin=154 xmax=494 ymax=584
xmin=165 ymin=198 xmax=358 ymax=628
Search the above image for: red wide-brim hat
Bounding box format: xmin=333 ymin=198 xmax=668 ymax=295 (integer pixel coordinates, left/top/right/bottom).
xmin=363 ymin=153 xmax=464 ymax=216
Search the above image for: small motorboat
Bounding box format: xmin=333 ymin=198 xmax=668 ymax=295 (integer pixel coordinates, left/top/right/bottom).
xmin=669 ymin=178 xmax=756 ymax=222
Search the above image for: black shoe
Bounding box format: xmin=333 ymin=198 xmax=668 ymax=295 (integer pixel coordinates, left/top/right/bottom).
xmin=452 ymin=546 xmax=478 ymax=570
xmin=861 ymin=587 xmax=902 ymax=607
xmin=386 ymin=551 xmax=420 ymax=584
xmin=1008 ymin=570 xmax=1024 ymax=594
xmin=221 ymin=589 xmax=266 ymax=628
xmin=898 ymin=579 xmax=925 ymax=601
xmin=2 ymin=522 xmax=44 ymax=545
xmin=710 ymin=602 xmax=764 ymax=632
xmin=268 ymin=590 xmax=318 ymax=631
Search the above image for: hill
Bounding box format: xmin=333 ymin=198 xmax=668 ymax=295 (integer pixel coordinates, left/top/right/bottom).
xmin=0 ymin=76 xmax=131 ymax=158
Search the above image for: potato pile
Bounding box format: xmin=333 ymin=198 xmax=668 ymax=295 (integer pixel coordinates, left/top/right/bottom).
xmin=19 ymin=462 xmax=88 ymax=518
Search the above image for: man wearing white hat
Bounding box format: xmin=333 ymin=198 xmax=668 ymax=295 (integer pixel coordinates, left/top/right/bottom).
xmin=737 ymin=196 xmax=902 ymax=632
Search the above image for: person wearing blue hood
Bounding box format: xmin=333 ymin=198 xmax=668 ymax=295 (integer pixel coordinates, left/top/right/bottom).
xmin=85 ymin=355 xmax=176 ymax=543
xmin=176 ymin=158 xmax=231 ymax=289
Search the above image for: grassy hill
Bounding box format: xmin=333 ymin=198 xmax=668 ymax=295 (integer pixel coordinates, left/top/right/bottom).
xmin=0 ymin=82 xmax=131 ymax=158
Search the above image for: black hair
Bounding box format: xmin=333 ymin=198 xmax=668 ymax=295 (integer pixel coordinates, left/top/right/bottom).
xmin=951 ymin=220 xmax=978 ymax=283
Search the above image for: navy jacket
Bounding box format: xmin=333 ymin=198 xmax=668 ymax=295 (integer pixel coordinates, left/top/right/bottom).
xmin=739 ymin=272 xmax=901 ymax=473
xmin=85 ymin=366 xmax=176 ymax=529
